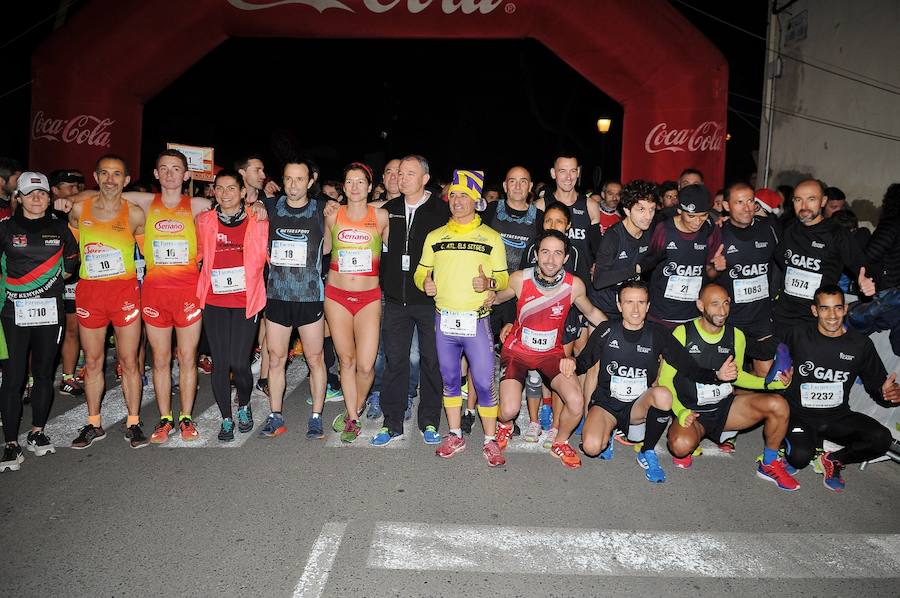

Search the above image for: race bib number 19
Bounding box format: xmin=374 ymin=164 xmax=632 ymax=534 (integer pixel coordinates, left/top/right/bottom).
xmin=696 ymin=382 xmax=732 ymax=406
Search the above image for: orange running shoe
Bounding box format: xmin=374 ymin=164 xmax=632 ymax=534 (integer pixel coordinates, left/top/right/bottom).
xmin=150 ymin=419 xmax=174 ymax=444
xmin=551 ymin=442 xmax=582 ymax=469
xmin=495 ymin=422 xmax=514 ymax=451
xmin=179 ymin=418 xmax=199 ymax=441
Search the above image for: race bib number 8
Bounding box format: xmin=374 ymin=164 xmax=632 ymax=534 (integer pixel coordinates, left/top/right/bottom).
xmin=733 ymin=274 xmax=769 ymax=304
xmin=440 ymin=310 xmax=477 ymax=337
xmin=84 ymin=248 xmax=125 ymax=279
xmin=664 ymin=275 xmax=702 ymax=302
xmin=338 ymin=248 xmax=372 ymax=273
xmin=14 ymin=298 xmax=58 ymax=327
xmin=271 ymin=240 xmax=307 ymax=268
xmin=211 ymin=266 xmax=246 ymax=294
xmin=696 ymin=382 xmax=732 ymax=406
xmin=800 ymin=382 xmax=844 ymax=409
xmin=784 ymin=266 xmax=822 ymax=300
xmin=522 ymin=327 xmax=557 ymax=352
xmin=610 ymin=375 xmax=647 ymax=402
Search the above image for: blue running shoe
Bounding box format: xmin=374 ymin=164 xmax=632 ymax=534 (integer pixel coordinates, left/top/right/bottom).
xmin=538 ymin=403 xmax=553 ymax=431
xmin=367 ymin=391 xmax=382 ymax=419
xmin=370 ymin=427 xmax=398 ymax=446
xmin=236 ymin=405 xmax=253 ymax=433
xmin=405 ymin=395 xmax=414 ymax=421
xmin=218 ymin=418 xmax=235 ymax=442
xmin=599 ymin=434 xmax=614 ymax=460
xmin=422 ymin=425 xmax=440 ymax=445
xmin=818 ymin=452 xmax=845 ymax=492
xmin=259 ymin=413 xmax=286 ymax=438
xmin=306 ymin=415 xmax=324 ymax=439
xmin=636 ymin=450 xmax=666 ymax=483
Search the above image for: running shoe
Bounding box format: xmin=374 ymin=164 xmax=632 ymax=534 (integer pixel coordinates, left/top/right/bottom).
xmin=59 ymin=376 xmax=85 ymax=397
xmin=405 ymin=395 xmax=414 ymax=421
xmin=636 ymin=450 xmax=666 ymax=483
xmin=25 ymin=431 xmax=55 ymax=457
xmin=325 ymin=384 xmax=343 ymax=402
xmin=718 ymin=437 xmax=737 ymax=453
xmin=599 ymin=433 xmax=615 ymax=460
xmin=542 ymin=427 xmax=558 ymax=449
xmin=614 ymin=429 xmax=638 ymax=446
xmin=818 ymin=451 xmax=845 ymax=492
xmin=289 ymin=337 xmax=304 ymax=361
xmin=551 ymin=442 xmax=582 ymax=469
xmin=198 ymin=355 xmax=213 ymax=374
xmin=367 ymin=391 xmax=382 ymax=419
xmin=422 ymin=425 xmax=440 ymax=445
xmin=306 ymin=415 xmax=324 ymax=439
xmin=436 ymin=433 xmax=466 ymax=458
xmin=538 ymin=402 xmax=553 ymax=431
xmin=71 ymin=424 xmax=106 ymax=449
xmin=370 ymin=427 xmax=398 ymax=446
xmin=332 ymin=411 xmax=347 ymax=433
xmin=523 ymin=421 xmax=542 ymax=443
xmin=672 ymin=454 xmax=693 ymax=469
xmin=259 ymin=413 xmax=286 ymax=438
xmin=495 ymin=422 xmax=514 ymax=451
xmin=150 ymin=419 xmax=175 ymax=444
xmin=23 ymin=378 xmax=33 ymax=405
xmin=250 ymin=348 xmax=262 ymax=375
xmin=255 ymin=378 xmax=270 ymax=397
xmin=0 ymin=444 xmax=24 ymax=472
xmin=482 ymin=440 xmax=506 ymax=467
xmin=237 ymin=405 xmax=254 ymax=433
xmin=125 ymin=423 xmax=149 ymax=449
xmin=179 ymin=418 xmax=199 ymax=441
xmin=218 ymin=418 xmax=235 ymax=442
xmin=460 ymin=410 xmax=476 ymax=435
xmin=756 ymin=458 xmax=800 ymax=491
xmin=340 ymin=419 xmax=361 ymax=443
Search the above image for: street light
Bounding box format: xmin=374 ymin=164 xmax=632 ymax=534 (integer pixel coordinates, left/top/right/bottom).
xmin=597 ymin=118 xmax=612 ymax=134
xmin=596 ymin=118 xmax=612 ymax=185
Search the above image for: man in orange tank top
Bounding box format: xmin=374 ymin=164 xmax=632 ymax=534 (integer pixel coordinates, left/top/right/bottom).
xmin=65 ymin=155 xmax=148 ymax=449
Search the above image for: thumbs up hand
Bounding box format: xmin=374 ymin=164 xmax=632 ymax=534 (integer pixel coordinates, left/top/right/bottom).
xmin=472 ymin=264 xmax=492 ymax=293
xmin=424 ymin=270 xmax=437 ymax=296
xmin=710 ymin=244 xmax=726 ymax=272
xmin=883 ymin=372 xmax=900 ymax=404
xmin=717 ymin=354 xmax=738 ymax=382
xmin=858 ymin=266 xmax=876 ymax=297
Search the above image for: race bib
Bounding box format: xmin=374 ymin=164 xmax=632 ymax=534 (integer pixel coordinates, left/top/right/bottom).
xmin=522 ymin=327 xmax=557 ymax=352
xmin=696 ymin=382 xmax=732 ymax=406
xmin=440 ymin=310 xmax=477 ymax=337
xmin=800 ymin=382 xmax=844 ymax=409
xmin=64 ymin=283 xmax=76 ymax=301
xmin=338 ymin=248 xmax=372 ymax=274
xmin=14 ymin=297 xmax=58 ymax=327
xmin=664 ymin=275 xmax=702 ymax=302
xmin=784 ymin=266 xmax=822 ymax=300
xmin=271 ymin=240 xmax=307 ymax=268
xmin=211 ymin=266 xmax=246 ymax=294
xmin=733 ymin=274 xmax=769 ymax=304
xmin=610 ymin=375 xmax=647 ymax=402
xmin=152 ymin=239 xmax=189 ymax=265
xmin=84 ymin=247 xmax=125 ymax=279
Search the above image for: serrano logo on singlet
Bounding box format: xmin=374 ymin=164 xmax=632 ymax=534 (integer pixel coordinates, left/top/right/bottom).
xmin=729 ymin=263 xmax=768 ymax=279
xmin=644 ymin=121 xmax=724 ymax=154
xmin=154 ymin=220 xmax=184 ymax=233
xmin=76 ymin=308 xmax=90 ymax=318
xmin=798 ymin=360 xmax=850 ymax=382
xmin=226 ymin=0 xmax=505 ymax=15
xmin=337 ymin=229 xmax=371 ymax=244
xmin=785 ymin=249 xmax=821 ymax=271
xmin=606 ymin=361 xmax=647 ymax=378
xmin=662 ymin=262 xmax=703 ymax=277
xmin=83 ymin=242 xmax=112 ymax=255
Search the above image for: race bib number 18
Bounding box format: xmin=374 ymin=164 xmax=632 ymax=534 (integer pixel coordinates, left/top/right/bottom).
xmin=271 ymin=240 xmax=307 ymax=267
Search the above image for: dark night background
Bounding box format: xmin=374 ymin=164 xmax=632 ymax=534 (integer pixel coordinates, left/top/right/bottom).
xmin=1 ymin=1 xmax=767 ymax=191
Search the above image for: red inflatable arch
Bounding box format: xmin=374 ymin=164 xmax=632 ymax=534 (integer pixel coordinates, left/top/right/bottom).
xmin=29 ymin=0 xmax=727 ymax=190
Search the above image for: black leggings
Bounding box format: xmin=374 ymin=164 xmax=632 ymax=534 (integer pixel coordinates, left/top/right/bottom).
xmin=786 ymin=411 xmax=893 ymax=468
xmin=0 ymin=316 xmax=63 ymax=443
xmin=202 ymin=305 xmax=258 ymax=420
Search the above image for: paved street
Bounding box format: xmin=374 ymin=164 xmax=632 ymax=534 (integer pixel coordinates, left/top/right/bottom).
xmin=2 ymin=359 xmax=899 ymax=597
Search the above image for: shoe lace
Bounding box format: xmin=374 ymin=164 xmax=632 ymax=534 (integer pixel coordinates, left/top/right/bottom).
xmin=238 ymin=408 xmax=251 ymax=424
xmin=642 ymin=450 xmax=660 ymax=469
xmin=222 ymin=419 xmax=235 ymax=433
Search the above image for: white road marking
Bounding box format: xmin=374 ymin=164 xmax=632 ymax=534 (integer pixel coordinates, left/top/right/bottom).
xmin=368 ymin=522 xmax=900 ymax=578
xmin=292 ymin=521 xmax=347 ymax=598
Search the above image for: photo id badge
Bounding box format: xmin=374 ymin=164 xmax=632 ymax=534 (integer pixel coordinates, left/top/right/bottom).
xmin=402 ymin=254 xmax=411 ymax=271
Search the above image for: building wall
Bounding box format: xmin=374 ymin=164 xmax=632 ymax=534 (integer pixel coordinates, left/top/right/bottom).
xmin=759 ymin=0 xmax=900 ymax=220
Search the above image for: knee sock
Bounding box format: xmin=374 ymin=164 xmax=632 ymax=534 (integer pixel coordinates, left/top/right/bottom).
xmin=641 ymin=407 xmax=670 ymax=453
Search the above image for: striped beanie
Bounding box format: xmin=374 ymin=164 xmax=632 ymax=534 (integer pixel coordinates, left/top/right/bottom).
xmin=448 ymin=169 xmax=484 ymax=201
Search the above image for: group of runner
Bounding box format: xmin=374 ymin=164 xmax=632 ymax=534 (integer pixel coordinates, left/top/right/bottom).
xmin=0 ymin=151 xmax=897 ymax=494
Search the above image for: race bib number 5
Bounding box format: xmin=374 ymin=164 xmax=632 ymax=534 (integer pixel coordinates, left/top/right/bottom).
xmin=440 ymin=310 xmax=477 ymax=337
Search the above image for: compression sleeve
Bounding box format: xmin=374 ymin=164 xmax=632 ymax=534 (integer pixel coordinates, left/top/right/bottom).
xmin=731 ymin=327 xmax=786 ymax=390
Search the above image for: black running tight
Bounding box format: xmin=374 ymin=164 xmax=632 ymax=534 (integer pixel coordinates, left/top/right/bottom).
xmin=202 ymin=305 xmax=258 ymax=420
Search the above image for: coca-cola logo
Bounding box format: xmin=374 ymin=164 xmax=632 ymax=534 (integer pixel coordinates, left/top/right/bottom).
xmin=155 ymin=220 xmax=185 ymax=233
xmin=227 ymin=0 xmax=505 ymax=15
xmin=337 ymin=229 xmax=372 ymax=244
xmin=31 ymin=110 xmax=114 ymax=147
xmin=644 ymin=121 xmax=724 ymax=154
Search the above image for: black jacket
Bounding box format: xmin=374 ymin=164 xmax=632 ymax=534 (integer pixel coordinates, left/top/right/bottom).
xmin=866 ymin=218 xmax=900 ymax=289
xmin=380 ymin=191 xmax=451 ymax=306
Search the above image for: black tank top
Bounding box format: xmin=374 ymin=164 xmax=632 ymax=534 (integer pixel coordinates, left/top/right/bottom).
xmin=546 ymin=194 xmax=592 ymax=258
xmin=266 ymin=196 xmax=325 ymax=302
xmin=673 ymin=321 xmax=735 ymax=411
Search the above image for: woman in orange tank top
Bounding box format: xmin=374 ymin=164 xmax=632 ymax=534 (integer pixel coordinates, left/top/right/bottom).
xmin=323 ymin=162 xmax=389 ymax=443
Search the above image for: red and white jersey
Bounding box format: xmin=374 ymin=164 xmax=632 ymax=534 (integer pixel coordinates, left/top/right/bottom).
xmin=505 ymin=267 xmax=573 ymax=355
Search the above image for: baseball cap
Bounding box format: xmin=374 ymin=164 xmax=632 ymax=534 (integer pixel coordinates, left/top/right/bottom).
xmin=49 ymin=169 xmax=85 ymax=187
xmin=754 ymin=188 xmax=782 ymax=213
xmin=17 ymin=171 xmax=50 ymax=195
xmin=677 ymin=184 xmax=711 ymax=213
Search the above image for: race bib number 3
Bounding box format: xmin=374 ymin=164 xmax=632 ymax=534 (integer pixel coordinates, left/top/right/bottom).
xmin=338 ymin=248 xmax=372 ymax=274
xmin=211 ymin=266 xmax=246 ymax=294
xmin=271 ymin=240 xmax=308 ymax=268
xmin=733 ymin=274 xmax=769 ymax=304
xmin=440 ymin=310 xmax=478 ymax=337
xmin=800 ymin=382 xmax=844 ymax=409
xmin=784 ymin=266 xmax=822 ymax=300
xmin=84 ymin=248 xmax=126 ymax=279
xmin=696 ymin=382 xmax=732 ymax=406
xmin=152 ymin=239 xmax=189 ymax=265
xmin=14 ymin=297 xmax=58 ymax=327
xmin=664 ymin=275 xmax=702 ymax=302
xmin=522 ymin=327 xmax=557 ymax=352
xmin=610 ymin=375 xmax=647 ymax=402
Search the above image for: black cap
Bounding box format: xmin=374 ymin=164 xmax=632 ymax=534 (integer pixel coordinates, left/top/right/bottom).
xmin=678 ymin=184 xmax=711 ymax=213
xmin=49 ymin=169 xmax=85 ymax=188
